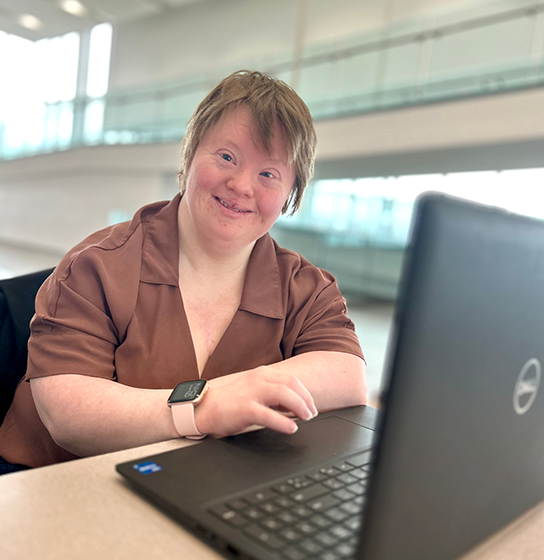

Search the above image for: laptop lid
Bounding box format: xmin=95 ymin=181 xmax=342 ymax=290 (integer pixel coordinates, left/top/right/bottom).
xmin=358 ymin=193 xmax=544 ymax=559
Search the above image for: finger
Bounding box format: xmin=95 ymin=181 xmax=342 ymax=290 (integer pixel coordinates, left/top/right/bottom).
xmin=264 ymin=374 xmax=317 ymax=417
xmin=257 ymin=383 xmax=314 ymax=422
xmin=248 ymin=403 xmax=299 ymax=435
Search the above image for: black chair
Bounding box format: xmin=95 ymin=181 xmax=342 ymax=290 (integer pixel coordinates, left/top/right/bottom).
xmin=0 ymin=268 xmax=55 ymax=425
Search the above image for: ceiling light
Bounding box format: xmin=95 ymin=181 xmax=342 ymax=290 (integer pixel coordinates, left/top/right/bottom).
xmin=60 ymin=0 xmax=87 ymax=17
xmin=18 ymin=14 xmax=43 ymax=30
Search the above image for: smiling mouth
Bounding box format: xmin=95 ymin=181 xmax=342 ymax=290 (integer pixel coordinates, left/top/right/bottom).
xmin=215 ymin=197 xmax=251 ymax=213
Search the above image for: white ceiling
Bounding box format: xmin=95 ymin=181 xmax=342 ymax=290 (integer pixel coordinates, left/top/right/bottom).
xmin=0 ymin=0 xmax=206 ymax=40
xmin=1 ymin=0 xmax=535 ymax=42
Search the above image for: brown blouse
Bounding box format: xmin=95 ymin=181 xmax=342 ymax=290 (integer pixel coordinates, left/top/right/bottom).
xmin=0 ymin=194 xmax=363 ymax=467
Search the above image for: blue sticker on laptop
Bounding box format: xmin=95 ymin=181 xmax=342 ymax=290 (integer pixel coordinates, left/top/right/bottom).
xmin=133 ymin=461 xmax=162 ymax=475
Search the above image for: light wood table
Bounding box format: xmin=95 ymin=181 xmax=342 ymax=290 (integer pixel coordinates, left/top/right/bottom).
xmin=1 ymin=437 xmax=543 ymax=560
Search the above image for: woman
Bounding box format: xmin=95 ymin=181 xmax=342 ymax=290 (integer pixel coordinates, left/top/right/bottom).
xmin=0 ymin=71 xmax=366 ymax=471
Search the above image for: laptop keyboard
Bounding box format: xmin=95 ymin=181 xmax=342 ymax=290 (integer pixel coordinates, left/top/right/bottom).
xmin=208 ymin=449 xmax=372 ymax=560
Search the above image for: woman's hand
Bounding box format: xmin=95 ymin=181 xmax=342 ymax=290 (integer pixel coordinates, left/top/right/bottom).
xmin=194 ymin=367 xmax=318 ymax=437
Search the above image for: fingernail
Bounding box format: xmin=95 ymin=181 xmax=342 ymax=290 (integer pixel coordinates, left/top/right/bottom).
xmin=291 ymin=424 xmax=299 ymax=434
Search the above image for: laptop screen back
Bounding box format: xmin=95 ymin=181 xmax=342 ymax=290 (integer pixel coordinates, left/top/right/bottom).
xmin=358 ymin=194 xmax=544 ymax=560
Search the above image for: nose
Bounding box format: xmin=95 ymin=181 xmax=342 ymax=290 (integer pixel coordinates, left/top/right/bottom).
xmin=226 ymin=167 xmax=254 ymax=197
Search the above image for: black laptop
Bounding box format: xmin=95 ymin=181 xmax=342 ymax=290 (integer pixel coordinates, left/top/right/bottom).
xmin=117 ymin=193 xmax=544 ymax=560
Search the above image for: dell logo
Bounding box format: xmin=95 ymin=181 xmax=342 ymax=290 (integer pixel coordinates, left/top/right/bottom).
xmin=513 ymin=358 xmax=541 ymax=415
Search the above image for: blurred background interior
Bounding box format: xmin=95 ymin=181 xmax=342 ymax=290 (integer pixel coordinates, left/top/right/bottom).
xmin=1 ymin=0 xmax=544 ymax=406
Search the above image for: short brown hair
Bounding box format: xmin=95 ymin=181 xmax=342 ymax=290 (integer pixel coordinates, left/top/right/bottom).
xmin=178 ymin=70 xmax=317 ymax=215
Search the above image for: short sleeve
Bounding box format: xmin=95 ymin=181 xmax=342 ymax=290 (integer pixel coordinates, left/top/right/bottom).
xmin=281 ymin=259 xmax=364 ymax=361
xmin=292 ymin=283 xmax=363 ymax=357
xmin=26 ymin=234 xmax=141 ymax=382
xmin=27 ymin=271 xmax=116 ymax=380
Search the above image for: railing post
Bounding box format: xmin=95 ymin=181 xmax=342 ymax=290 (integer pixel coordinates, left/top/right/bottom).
xmin=291 ymin=0 xmax=309 ymax=91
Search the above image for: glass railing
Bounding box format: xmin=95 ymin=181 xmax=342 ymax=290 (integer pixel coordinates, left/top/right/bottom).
xmin=270 ymin=167 xmax=544 ymax=298
xmin=1 ymin=0 xmax=543 ymax=160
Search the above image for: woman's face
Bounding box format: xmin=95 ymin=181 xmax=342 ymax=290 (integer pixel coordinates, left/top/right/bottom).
xmin=182 ymin=105 xmax=296 ymax=253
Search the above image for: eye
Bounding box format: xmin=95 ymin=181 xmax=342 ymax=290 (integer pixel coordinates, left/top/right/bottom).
xmin=220 ymin=153 xmax=233 ymax=163
xmin=260 ymin=171 xmax=274 ymax=179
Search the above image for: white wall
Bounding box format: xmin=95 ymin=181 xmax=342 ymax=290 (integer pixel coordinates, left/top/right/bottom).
xmin=0 ymin=144 xmax=176 ymax=254
xmin=109 ymin=0 xmax=298 ymax=90
xmin=108 ymin=0 xmax=514 ymax=91
xmin=316 ymin=87 xmax=544 ymax=159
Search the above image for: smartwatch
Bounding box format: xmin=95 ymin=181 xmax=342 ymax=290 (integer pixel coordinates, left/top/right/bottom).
xmin=167 ymin=379 xmax=208 ymax=439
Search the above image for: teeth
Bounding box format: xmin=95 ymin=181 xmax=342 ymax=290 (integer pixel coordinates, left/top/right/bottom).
xmin=217 ymin=198 xmax=247 ymax=213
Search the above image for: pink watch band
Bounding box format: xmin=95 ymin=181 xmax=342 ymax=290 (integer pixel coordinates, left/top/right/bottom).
xmin=170 ymin=402 xmax=206 ymax=440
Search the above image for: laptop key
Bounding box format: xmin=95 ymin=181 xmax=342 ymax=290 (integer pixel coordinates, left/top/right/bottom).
xmin=323 ymin=479 xmax=343 ymax=490
xmin=349 ymin=467 xmax=369 ymax=480
xmin=310 ymin=514 xmax=333 ymax=529
xmin=273 ymin=483 xmax=292 ymax=494
xmin=287 ymin=477 xmax=312 ymax=489
xmin=227 ymin=498 xmax=248 ymax=510
xmin=306 ymin=471 xmax=327 ymax=482
xmin=353 ymin=495 xmax=365 ymax=506
xmin=324 ymin=507 xmax=349 ymax=522
xmin=291 ymin=483 xmax=328 ymax=502
xmin=243 ymin=524 xmax=285 ymax=550
xmin=244 ymin=507 xmax=264 ymax=521
xmin=319 ymin=552 xmax=342 ymax=560
xmin=281 ymin=547 xmax=309 ymax=560
xmin=329 ymin=525 xmax=352 ymax=540
xmin=208 ymin=506 xmax=248 ymax=528
xmin=261 ymin=518 xmax=283 ymax=531
xmin=299 ymin=539 xmax=324 ymax=554
xmin=307 ymin=494 xmax=340 ymax=512
xmin=246 ymin=489 xmax=278 ymax=504
xmin=336 ymin=473 xmax=357 ymax=485
xmin=332 ymin=489 xmax=353 ymax=501
xmin=331 ymin=461 xmax=353 ymax=472
xmin=344 ymin=482 xmax=365 ymax=495
xmin=279 ymin=528 xmax=301 ymax=543
xmin=296 ymin=521 xmax=317 ymax=535
xmin=319 ymin=467 xmax=341 ymax=476
xmin=344 ymin=516 xmax=362 ymax=531
xmin=260 ymin=502 xmax=280 ymax=515
xmin=339 ymin=501 xmax=362 ymax=516
xmin=223 ymin=512 xmax=248 ymax=527
xmin=275 ymin=496 xmax=296 ymax=508
xmin=344 ymin=451 xmax=372 ymax=468
xmin=332 ymin=541 xmax=356 ymax=557
xmin=209 ymin=504 xmax=248 ymax=527
xmin=315 ymin=532 xmax=339 ymax=547
xmin=293 ymin=506 xmax=313 ymax=518
xmin=278 ymin=511 xmax=298 ymax=524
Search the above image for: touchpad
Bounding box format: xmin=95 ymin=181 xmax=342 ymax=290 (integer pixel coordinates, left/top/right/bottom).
xmin=220 ymin=415 xmax=375 ymax=474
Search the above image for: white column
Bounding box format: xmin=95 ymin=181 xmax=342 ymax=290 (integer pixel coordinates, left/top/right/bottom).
xmin=72 ymin=26 xmax=93 ymax=146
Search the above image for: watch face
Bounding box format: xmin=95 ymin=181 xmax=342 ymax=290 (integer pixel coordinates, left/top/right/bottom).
xmin=168 ymin=380 xmax=207 ymax=404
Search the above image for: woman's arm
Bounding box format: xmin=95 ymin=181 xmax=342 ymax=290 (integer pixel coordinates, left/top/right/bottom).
xmin=260 ymin=351 xmax=367 ymax=412
xmin=203 ymin=351 xmax=366 ymax=409
xmin=29 ymin=362 xmax=318 ymax=456
xmin=31 ymin=376 xmax=178 ymax=457
xmin=194 ymin=351 xmax=366 ymax=437
xmin=30 ymin=350 xmax=365 ymax=457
